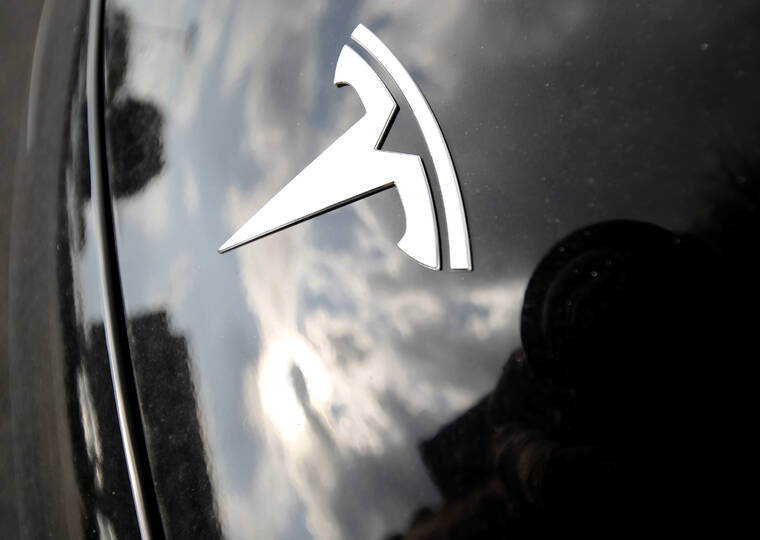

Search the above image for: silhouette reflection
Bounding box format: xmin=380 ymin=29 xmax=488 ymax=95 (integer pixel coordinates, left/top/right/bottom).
xmin=126 ymin=311 xmax=222 ymax=539
xmin=396 ymin=219 xmax=736 ymax=537
xmin=105 ymin=9 xmax=166 ymax=198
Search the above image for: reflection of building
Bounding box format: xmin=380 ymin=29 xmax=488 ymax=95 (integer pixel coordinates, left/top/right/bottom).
xmin=126 ymin=311 xmax=222 ymax=539
xmin=76 ymin=322 xmax=145 ymax=537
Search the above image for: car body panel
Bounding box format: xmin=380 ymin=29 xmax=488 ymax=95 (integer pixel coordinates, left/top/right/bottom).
xmin=101 ymin=1 xmax=760 ymax=538
xmin=3 ymin=0 xmax=759 ymax=537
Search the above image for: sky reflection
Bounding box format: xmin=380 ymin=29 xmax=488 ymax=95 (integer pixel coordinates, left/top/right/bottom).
xmin=105 ymin=0 xmax=760 ymax=538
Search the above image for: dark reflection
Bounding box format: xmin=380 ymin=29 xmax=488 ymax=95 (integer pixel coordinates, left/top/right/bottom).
xmin=98 ymin=1 xmax=760 ymax=537
xmin=69 ymin=323 xmax=149 ymax=537
xmin=107 ymin=98 xmax=165 ymax=197
xmin=106 ymin=9 xmax=130 ymax=104
xmin=102 ymin=11 xmax=222 ymax=535
xmin=694 ymin=147 xmax=760 ymax=347
xmin=126 ymin=310 xmax=222 ymax=539
xmin=105 ymin=8 xmax=165 ymax=198
xmin=290 ymin=364 xmax=336 ymax=449
xmin=46 ymin=22 xmax=141 ymax=536
xmin=394 ymin=215 xmax=746 ymax=537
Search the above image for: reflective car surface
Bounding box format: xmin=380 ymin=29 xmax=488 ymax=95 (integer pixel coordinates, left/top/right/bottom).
xmin=3 ymin=0 xmax=758 ymax=538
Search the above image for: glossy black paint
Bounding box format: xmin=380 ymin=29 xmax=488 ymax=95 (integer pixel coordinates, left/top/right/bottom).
xmin=43 ymin=0 xmax=760 ymax=537
xmin=2 ymin=0 xmax=758 ymax=538
xmin=3 ymin=0 xmax=141 ymax=537
xmin=99 ymin=0 xmax=760 ymax=538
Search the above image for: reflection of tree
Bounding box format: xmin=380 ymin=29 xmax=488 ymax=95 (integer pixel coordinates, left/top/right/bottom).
xmin=60 ymin=8 xmax=211 ymax=536
xmin=104 ymin=8 xmax=165 ymax=198
xmin=63 ymin=7 xmax=167 ymax=256
xmin=126 ymin=310 xmax=222 ymax=539
xmin=106 ymin=98 xmax=165 ymax=197
xmin=69 ymin=312 xmax=221 ymax=538
xmin=693 ymin=147 xmax=760 ymax=344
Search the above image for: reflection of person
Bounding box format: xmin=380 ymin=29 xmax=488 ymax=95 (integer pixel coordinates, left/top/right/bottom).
xmin=398 ymin=220 xmax=735 ymax=538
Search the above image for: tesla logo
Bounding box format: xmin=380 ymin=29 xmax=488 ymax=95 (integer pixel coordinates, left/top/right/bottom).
xmin=219 ymin=25 xmax=471 ymax=271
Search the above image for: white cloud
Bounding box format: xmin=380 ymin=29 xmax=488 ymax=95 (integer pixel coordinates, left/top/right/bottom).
xmin=110 ymin=1 xmax=597 ymax=537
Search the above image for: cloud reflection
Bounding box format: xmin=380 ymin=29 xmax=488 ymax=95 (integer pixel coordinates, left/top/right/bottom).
xmin=102 ymin=0 xmax=760 ymax=538
xmin=109 ymin=0 xmax=585 ymax=537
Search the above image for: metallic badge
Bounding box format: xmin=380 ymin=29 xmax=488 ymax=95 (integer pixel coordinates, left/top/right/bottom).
xmin=219 ymin=25 xmax=471 ymax=271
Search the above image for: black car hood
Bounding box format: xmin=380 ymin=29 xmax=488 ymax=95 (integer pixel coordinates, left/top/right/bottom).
xmin=100 ymin=1 xmax=760 ymax=537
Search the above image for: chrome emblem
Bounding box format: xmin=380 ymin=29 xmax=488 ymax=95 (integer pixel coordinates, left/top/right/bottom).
xmin=219 ymin=25 xmax=471 ymax=271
